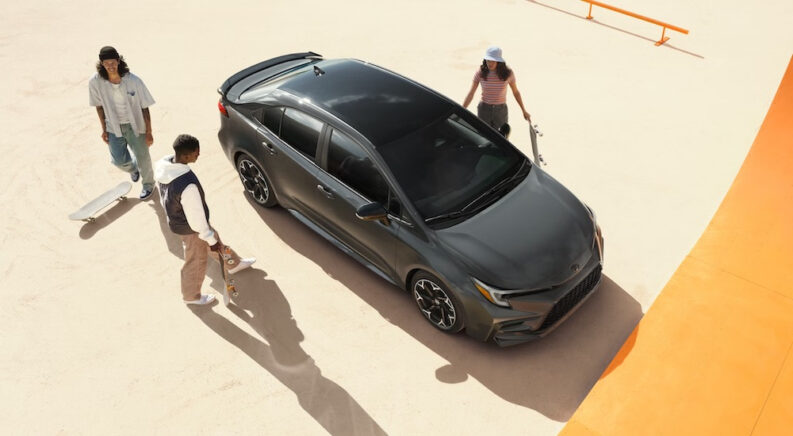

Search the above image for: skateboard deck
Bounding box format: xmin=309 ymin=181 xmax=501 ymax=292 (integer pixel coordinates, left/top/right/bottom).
xmin=219 ymin=247 xmax=238 ymax=306
xmin=69 ymin=181 xmax=132 ymax=222
xmin=530 ymin=123 xmax=546 ymax=166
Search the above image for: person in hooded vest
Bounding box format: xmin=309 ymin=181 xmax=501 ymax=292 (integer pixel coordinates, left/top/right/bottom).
xmin=154 ymin=134 xmax=255 ymax=306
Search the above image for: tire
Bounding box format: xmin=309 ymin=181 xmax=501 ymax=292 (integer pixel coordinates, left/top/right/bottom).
xmin=236 ymin=154 xmax=278 ymax=208
xmin=411 ymin=272 xmax=465 ymax=333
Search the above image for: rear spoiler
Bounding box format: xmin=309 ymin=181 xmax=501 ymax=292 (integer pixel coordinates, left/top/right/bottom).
xmin=218 ymin=51 xmax=322 ymax=96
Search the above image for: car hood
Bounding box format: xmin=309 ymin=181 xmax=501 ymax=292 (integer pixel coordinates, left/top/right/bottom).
xmin=435 ymin=167 xmax=595 ymax=290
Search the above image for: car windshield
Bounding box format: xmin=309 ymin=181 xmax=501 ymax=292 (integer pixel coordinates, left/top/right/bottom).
xmin=378 ymin=110 xmax=528 ymax=225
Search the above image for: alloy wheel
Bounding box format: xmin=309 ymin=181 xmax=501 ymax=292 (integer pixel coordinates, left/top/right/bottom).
xmin=237 ymin=158 xmax=270 ymax=205
xmin=413 ymin=278 xmax=457 ymax=330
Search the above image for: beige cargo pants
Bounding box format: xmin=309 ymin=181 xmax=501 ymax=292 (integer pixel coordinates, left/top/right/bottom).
xmin=179 ymin=230 xmax=242 ymax=301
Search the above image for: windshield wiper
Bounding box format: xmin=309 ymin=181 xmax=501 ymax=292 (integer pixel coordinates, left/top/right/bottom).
xmin=460 ymin=159 xmax=529 ymax=212
xmin=424 ymin=159 xmax=529 ymax=225
xmin=424 ymin=209 xmax=480 ymax=224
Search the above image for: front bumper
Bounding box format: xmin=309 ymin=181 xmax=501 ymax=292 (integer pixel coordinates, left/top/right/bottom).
xmin=489 ymin=262 xmax=603 ymax=346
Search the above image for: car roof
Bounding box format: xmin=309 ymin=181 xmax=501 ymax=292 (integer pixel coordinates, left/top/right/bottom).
xmin=277 ymin=59 xmax=454 ymax=146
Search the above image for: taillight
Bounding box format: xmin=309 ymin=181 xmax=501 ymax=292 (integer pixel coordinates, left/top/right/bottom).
xmin=218 ymin=100 xmax=229 ymax=117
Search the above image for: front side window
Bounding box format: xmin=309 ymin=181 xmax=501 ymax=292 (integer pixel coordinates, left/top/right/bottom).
xmin=327 ymin=130 xmax=388 ymax=206
xmin=280 ymin=108 xmax=323 ymax=158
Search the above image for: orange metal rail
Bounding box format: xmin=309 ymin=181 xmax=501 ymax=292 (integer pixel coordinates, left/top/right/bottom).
xmin=581 ymin=0 xmax=689 ymax=46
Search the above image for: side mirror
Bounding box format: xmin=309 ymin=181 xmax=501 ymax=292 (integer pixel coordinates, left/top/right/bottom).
xmin=356 ymin=202 xmax=390 ymax=225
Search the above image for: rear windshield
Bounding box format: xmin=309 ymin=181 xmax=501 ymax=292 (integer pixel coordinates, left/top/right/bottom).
xmin=238 ymin=61 xmax=317 ymax=102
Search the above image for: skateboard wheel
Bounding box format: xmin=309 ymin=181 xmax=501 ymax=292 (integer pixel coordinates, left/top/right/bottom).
xmin=232 ymin=291 xmax=239 ymax=297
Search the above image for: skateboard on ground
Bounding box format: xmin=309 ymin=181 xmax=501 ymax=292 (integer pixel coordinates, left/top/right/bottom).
xmin=529 ymin=123 xmax=546 ymax=166
xmin=68 ymin=181 xmax=132 ymax=222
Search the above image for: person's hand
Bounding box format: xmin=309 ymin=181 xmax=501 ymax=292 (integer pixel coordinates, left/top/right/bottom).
xmin=523 ymin=111 xmax=531 ymax=122
xmin=210 ymin=242 xmax=222 ymax=253
xmin=145 ymin=131 xmax=154 ymax=147
xmin=101 ymin=131 xmax=109 ymax=143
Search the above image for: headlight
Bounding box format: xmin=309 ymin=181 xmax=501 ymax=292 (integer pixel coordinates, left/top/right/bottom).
xmin=584 ymin=202 xmax=604 ymax=260
xmin=472 ymin=278 xmax=513 ymax=307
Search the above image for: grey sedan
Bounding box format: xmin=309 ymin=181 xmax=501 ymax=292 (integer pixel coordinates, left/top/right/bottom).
xmin=217 ymin=52 xmax=604 ymax=346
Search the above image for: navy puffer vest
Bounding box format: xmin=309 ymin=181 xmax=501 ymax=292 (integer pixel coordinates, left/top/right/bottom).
xmin=159 ymin=170 xmax=209 ymax=235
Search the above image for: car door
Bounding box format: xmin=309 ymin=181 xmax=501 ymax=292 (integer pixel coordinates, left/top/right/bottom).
xmin=313 ymin=128 xmax=404 ymax=278
xmin=255 ymin=106 xmax=324 ymax=220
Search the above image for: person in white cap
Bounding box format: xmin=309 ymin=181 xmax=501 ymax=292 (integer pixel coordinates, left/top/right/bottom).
xmin=462 ymin=46 xmax=531 ymax=134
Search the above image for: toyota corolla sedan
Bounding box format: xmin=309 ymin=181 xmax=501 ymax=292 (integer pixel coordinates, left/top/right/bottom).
xmin=217 ymin=52 xmax=604 ymax=346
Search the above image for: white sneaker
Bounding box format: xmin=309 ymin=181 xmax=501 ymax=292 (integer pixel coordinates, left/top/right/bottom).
xmin=184 ymin=294 xmax=216 ymax=305
xmin=228 ymin=258 xmax=256 ymax=274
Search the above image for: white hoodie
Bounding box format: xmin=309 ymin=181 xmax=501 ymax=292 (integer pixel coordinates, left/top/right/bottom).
xmin=153 ymin=155 xmax=217 ymax=245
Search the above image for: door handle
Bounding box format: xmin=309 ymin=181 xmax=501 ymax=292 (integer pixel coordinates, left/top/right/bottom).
xmin=316 ymin=184 xmax=335 ymax=199
xmin=262 ymin=142 xmax=277 ymax=155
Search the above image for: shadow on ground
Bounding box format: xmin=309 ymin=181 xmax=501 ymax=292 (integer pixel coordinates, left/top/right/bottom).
xmin=251 ymin=201 xmax=644 ymax=421
xmin=526 ymin=0 xmax=704 ymax=59
xmin=150 ymin=200 xmax=183 ymax=259
xmin=78 ymin=198 xmax=141 ymax=239
xmin=153 ymin=201 xmax=387 ymax=435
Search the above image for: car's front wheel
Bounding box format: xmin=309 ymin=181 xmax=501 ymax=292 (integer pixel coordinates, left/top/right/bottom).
xmin=411 ymin=272 xmax=464 ymax=333
xmin=236 ymin=155 xmax=277 ymax=208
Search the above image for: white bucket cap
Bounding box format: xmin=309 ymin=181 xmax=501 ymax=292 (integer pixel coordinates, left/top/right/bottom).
xmin=483 ymin=46 xmax=505 ymax=63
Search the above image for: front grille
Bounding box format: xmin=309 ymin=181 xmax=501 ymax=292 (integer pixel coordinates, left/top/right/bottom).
xmin=538 ymin=265 xmax=602 ymax=330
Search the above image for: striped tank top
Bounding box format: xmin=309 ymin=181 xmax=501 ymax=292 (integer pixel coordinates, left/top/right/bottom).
xmin=474 ymin=69 xmax=515 ymax=105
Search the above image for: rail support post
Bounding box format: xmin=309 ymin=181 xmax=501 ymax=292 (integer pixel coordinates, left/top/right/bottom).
xmin=580 ymin=0 xmax=688 ymax=47
xmin=655 ymin=27 xmax=670 ymax=46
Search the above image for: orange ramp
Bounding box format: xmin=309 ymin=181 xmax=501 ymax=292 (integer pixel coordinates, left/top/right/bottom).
xmin=562 ymin=55 xmax=793 ymax=436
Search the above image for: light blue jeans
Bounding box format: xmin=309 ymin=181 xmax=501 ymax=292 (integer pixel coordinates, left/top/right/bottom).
xmin=107 ymin=123 xmax=154 ymax=189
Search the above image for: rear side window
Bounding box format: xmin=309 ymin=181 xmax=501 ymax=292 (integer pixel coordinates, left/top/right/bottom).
xmin=327 ymin=130 xmax=388 ymax=205
xmin=280 ymin=108 xmax=323 ymax=158
xmin=261 ymin=107 xmax=283 ymax=135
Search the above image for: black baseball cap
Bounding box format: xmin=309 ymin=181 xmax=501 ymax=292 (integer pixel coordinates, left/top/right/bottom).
xmin=98 ymin=46 xmax=120 ymax=61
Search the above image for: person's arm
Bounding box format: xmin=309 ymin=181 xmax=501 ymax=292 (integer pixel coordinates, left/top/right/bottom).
xmin=181 ymin=184 xmax=218 ymax=246
xmin=134 ymin=75 xmax=156 ymax=146
xmin=508 ymin=77 xmax=531 ymax=121
xmin=95 ymin=107 xmax=109 ymax=143
xmin=142 ymin=108 xmax=153 ymax=146
xmin=89 ymin=78 xmax=109 ymax=143
xmin=462 ymin=80 xmax=479 ymax=109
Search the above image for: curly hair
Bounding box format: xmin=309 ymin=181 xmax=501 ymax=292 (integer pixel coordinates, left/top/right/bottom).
xmin=95 ymin=56 xmax=129 ymax=80
xmin=480 ymin=60 xmax=512 ymax=81
xmin=172 ymin=134 xmax=200 ymax=157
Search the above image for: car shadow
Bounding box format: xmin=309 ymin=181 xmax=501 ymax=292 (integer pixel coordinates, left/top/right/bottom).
xmin=78 ymin=198 xmax=141 ymax=239
xmin=153 ymin=200 xmax=387 ymax=435
xmin=250 ymin=198 xmax=644 ymax=421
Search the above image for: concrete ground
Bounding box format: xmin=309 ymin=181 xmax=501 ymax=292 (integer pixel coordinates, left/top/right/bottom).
xmin=1 ymin=0 xmax=791 ymax=434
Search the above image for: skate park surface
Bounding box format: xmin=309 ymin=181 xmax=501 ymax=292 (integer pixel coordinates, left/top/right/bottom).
xmin=1 ymin=0 xmax=792 ymax=434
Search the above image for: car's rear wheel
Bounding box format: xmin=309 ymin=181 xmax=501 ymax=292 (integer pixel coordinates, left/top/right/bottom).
xmin=411 ymin=272 xmax=464 ymax=333
xmin=236 ymin=155 xmax=277 ymax=208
